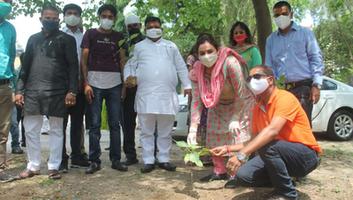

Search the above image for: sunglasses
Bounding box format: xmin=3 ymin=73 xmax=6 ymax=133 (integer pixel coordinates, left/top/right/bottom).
xmin=246 ymin=73 xmax=268 ymax=82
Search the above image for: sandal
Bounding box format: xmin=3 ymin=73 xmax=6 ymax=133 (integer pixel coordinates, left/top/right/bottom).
xmin=48 ymin=170 xmax=61 ymax=180
xmin=19 ymin=169 xmax=40 ymax=179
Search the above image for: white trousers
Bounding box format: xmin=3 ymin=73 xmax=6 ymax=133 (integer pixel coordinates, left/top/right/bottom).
xmin=23 ymin=115 xmax=63 ymax=171
xmin=138 ymin=114 xmax=175 ymax=164
xmin=41 ymin=115 xmax=50 ymax=133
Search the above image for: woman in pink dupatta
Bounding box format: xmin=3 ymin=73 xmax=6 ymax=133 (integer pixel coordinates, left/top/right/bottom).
xmin=187 ymin=34 xmax=254 ymax=183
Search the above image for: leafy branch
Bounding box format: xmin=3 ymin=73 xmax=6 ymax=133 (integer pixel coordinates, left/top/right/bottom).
xmin=174 ymin=140 xmax=210 ymax=167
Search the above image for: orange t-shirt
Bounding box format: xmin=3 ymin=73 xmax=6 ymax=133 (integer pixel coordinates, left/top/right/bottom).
xmin=252 ymin=88 xmax=322 ymax=153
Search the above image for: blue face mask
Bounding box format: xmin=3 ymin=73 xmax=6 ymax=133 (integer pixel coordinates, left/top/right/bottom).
xmin=41 ymin=19 xmax=59 ymax=32
xmin=0 ymin=2 xmax=12 ymax=18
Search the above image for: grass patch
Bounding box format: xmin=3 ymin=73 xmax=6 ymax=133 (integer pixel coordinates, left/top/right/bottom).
xmin=39 ymin=179 xmax=56 ymax=187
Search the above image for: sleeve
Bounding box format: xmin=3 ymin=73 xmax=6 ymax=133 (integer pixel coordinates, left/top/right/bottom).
xmin=265 ymin=36 xmax=278 ymax=78
xmin=306 ymin=30 xmax=324 ymax=85
xmin=65 ymin=36 xmax=79 ymax=93
xmin=16 ymin=36 xmax=33 ymax=95
xmin=250 ymin=47 xmax=262 ymax=68
xmin=173 ymin=45 xmax=192 ymax=89
xmin=227 ymin=56 xmax=254 ymax=141
xmin=81 ymin=29 xmax=91 ymax=49
xmin=123 ymin=46 xmax=138 ymax=81
xmin=190 ymin=77 xmax=203 ymax=126
xmin=273 ymin=92 xmax=298 ymax=122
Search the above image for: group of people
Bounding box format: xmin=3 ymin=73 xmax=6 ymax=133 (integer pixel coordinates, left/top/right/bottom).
xmin=0 ymin=1 xmax=324 ymax=199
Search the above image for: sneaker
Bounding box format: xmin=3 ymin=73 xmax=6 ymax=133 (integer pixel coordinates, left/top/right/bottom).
xmin=71 ymin=158 xmax=90 ymax=168
xmin=59 ymin=160 xmax=68 ymax=173
xmin=11 ymin=146 xmax=24 ymax=154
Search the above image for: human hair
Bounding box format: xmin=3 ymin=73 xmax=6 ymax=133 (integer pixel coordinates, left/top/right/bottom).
xmin=253 ymin=65 xmax=275 ymax=76
xmin=41 ymin=4 xmax=60 ymax=16
xmin=144 ymin=16 xmax=162 ymax=26
xmin=229 ymin=21 xmax=253 ymax=46
xmin=63 ymin=3 xmax=82 ymax=16
xmin=194 ymin=33 xmax=220 ymax=52
xmin=97 ymin=4 xmax=117 ymax=17
xmin=273 ymin=1 xmax=292 ymax=12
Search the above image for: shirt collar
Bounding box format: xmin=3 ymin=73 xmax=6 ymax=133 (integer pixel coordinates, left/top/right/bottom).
xmin=146 ymin=37 xmax=163 ymax=44
xmin=276 ymin=21 xmax=300 ymax=35
xmin=62 ymin=26 xmax=82 ymax=34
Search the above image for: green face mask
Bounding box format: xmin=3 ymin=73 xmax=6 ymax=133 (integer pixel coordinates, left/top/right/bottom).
xmin=0 ymin=2 xmax=12 ymax=18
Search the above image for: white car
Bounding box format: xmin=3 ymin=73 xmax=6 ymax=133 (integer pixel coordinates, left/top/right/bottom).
xmin=174 ymin=76 xmax=353 ymax=141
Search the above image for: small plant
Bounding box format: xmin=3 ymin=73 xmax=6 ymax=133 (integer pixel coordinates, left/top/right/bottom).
xmin=175 ymin=140 xmax=210 ymax=167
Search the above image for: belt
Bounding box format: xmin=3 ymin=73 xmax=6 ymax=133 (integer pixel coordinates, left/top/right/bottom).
xmin=285 ymin=79 xmax=313 ymax=90
xmin=0 ymin=79 xmax=10 ymax=85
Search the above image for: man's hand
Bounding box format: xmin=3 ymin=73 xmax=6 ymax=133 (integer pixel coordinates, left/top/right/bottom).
xmin=184 ymin=89 xmax=192 ymax=97
xmin=226 ymin=156 xmax=242 ymax=176
xmin=311 ymin=86 xmax=320 ymax=104
xmin=84 ymin=85 xmax=94 ymax=104
xmin=15 ymin=94 xmax=24 ymax=107
xmin=65 ymin=92 xmax=76 ymax=107
xmin=125 ymin=76 xmax=137 ymax=88
xmin=210 ymin=146 xmax=227 ymax=157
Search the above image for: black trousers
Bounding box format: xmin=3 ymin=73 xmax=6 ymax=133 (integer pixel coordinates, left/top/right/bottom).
xmin=287 ymin=85 xmax=313 ymax=126
xmin=122 ymin=87 xmax=138 ymax=161
xmin=62 ymin=93 xmax=87 ymax=161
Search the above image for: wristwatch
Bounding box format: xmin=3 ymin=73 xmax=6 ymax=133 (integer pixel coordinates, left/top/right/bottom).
xmin=312 ymin=83 xmax=322 ymax=90
xmin=235 ymin=152 xmax=247 ymax=163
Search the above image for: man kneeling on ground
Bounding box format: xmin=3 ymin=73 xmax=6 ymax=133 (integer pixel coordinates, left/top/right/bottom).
xmin=210 ymin=65 xmax=322 ymax=200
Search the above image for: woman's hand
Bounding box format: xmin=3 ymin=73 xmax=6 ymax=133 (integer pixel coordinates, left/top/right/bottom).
xmin=210 ymin=146 xmax=227 ymax=157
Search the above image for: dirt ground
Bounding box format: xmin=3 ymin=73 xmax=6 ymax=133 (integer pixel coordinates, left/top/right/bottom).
xmin=1 ymin=132 xmax=352 ymax=200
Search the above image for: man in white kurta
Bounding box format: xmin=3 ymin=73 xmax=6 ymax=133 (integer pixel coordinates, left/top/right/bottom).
xmin=124 ymin=16 xmax=191 ymax=173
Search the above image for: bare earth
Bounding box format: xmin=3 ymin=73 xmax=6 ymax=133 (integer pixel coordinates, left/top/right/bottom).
xmin=1 ymin=132 xmax=352 ymax=200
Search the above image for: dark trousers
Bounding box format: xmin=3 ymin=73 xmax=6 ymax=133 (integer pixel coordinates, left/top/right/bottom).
xmin=287 ymin=85 xmax=313 ymax=125
xmin=122 ymin=87 xmax=137 ymax=161
xmin=10 ymin=107 xmax=20 ymax=148
xmin=62 ymin=93 xmax=86 ymax=161
xmin=236 ymin=140 xmax=319 ymax=199
xmin=89 ymin=85 xmax=122 ymax=164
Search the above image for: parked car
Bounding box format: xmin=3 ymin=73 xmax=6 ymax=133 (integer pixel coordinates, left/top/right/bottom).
xmin=173 ymin=76 xmax=353 ymax=141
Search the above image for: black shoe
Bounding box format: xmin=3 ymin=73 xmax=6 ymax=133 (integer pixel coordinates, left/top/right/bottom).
xmin=71 ymin=158 xmax=90 ymax=168
xmin=111 ymin=161 xmax=128 ymax=172
xmin=21 ymin=142 xmax=26 ymax=147
xmin=200 ymin=173 xmax=228 ymax=182
xmin=59 ymin=160 xmax=69 ymax=173
xmin=224 ymin=178 xmax=237 ymax=189
xmin=85 ymin=162 xmax=101 ymax=174
xmin=141 ymin=164 xmax=155 ymax=173
xmin=158 ymin=162 xmax=176 ymax=171
xmin=122 ymin=159 xmax=139 ymax=166
xmin=11 ymin=146 xmax=24 ymax=154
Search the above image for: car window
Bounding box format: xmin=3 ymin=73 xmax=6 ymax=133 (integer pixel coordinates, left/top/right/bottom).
xmin=322 ymin=80 xmax=337 ymax=90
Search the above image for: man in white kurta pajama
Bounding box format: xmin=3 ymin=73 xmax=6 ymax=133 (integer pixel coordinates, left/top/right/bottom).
xmin=124 ymin=16 xmax=191 ymax=173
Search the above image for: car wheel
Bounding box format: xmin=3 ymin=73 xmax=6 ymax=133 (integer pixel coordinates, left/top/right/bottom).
xmin=327 ymin=109 xmax=353 ymax=141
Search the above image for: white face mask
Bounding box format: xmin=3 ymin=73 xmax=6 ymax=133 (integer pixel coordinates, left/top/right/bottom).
xmin=146 ymin=28 xmax=163 ymax=39
xmin=100 ymin=18 xmax=114 ymax=30
xmin=274 ymin=15 xmax=291 ymax=30
xmin=199 ymin=52 xmax=218 ymax=68
xmin=250 ymin=78 xmax=269 ymax=95
xmin=64 ymin=15 xmax=81 ymax=27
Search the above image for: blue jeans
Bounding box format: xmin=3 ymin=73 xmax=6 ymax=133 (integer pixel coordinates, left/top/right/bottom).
xmin=88 ymin=85 xmax=122 ymax=164
xmin=10 ymin=107 xmax=20 ymax=148
xmin=236 ymin=140 xmax=319 ymax=200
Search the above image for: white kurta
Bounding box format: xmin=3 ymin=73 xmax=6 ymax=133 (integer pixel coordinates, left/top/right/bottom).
xmin=124 ymin=38 xmax=191 ymax=115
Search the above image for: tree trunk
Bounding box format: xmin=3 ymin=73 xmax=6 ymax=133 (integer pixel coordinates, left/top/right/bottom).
xmin=252 ymin=0 xmax=272 ymax=62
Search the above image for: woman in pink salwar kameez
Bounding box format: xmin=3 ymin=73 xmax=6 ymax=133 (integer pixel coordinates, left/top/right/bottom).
xmin=187 ymin=33 xmax=254 ymax=183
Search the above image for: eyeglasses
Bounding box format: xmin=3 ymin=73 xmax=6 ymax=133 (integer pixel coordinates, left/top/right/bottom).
xmin=246 ymin=73 xmax=268 ymax=82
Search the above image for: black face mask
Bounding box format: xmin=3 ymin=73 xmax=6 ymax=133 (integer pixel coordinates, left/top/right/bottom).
xmin=128 ymin=28 xmax=141 ymax=35
xmin=42 ymin=20 xmax=59 ymax=32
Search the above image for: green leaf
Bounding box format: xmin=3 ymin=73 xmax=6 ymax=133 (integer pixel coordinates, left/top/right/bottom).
xmin=189 ymin=152 xmax=200 ymax=164
xmin=198 ymin=148 xmax=211 ymax=156
xmin=195 ymin=160 xmax=204 ymax=167
xmin=184 ymin=153 xmax=191 ymax=164
xmin=189 ymin=144 xmax=202 ymax=150
xmin=175 ymin=140 xmax=189 ymax=148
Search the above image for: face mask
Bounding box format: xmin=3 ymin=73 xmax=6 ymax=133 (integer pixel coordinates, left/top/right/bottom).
xmin=42 ymin=20 xmax=59 ymax=32
xmin=249 ymin=78 xmax=269 ymax=95
xmin=274 ymin=15 xmax=291 ymax=30
xmin=233 ymin=34 xmax=248 ymax=45
xmin=100 ymin=18 xmax=114 ymax=30
xmin=128 ymin=28 xmax=140 ymax=35
xmin=0 ymin=2 xmax=12 ymax=18
xmin=199 ymin=52 xmax=218 ymax=68
xmin=64 ymin=15 xmax=81 ymax=27
xmin=146 ymin=28 xmax=162 ymax=39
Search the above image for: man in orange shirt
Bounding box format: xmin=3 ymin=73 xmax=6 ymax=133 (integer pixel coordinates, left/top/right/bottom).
xmin=211 ymin=66 xmax=321 ymax=200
